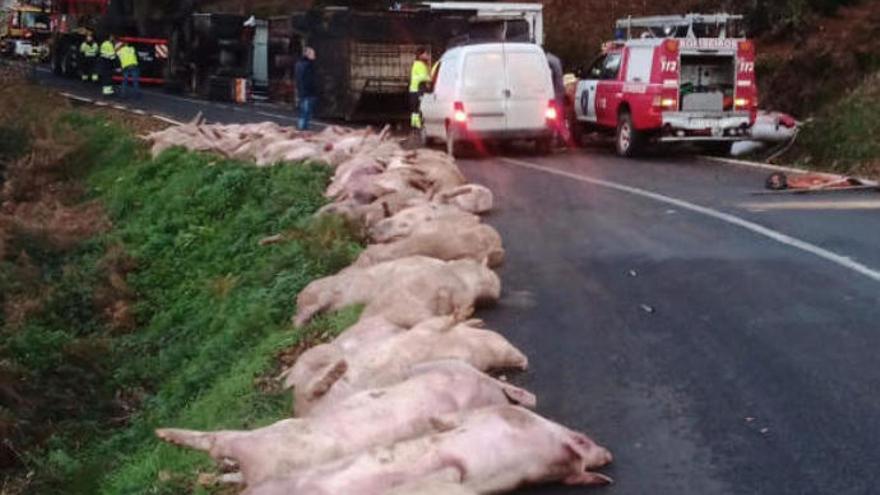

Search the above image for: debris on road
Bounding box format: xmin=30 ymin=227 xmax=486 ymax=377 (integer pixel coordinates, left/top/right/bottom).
xmin=640 ymin=304 xmax=656 ymax=314
xmin=762 ymin=171 xmax=879 ymax=194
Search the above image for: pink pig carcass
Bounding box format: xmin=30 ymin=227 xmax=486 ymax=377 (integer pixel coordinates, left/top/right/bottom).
xmin=369 ymin=204 xmax=481 ymax=244
xmin=353 ymin=222 xmax=504 ymax=268
xmin=293 ymin=256 xmax=501 ymax=328
xmin=244 ymin=405 xmax=613 ymax=495
xmin=156 ymin=361 xmax=534 ymax=487
xmin=283 ymin=318 xmax=528 ymax=417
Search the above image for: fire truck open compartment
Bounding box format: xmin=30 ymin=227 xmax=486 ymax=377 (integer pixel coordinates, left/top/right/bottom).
xmin=679 ymin=54 xmax=736 ymax=112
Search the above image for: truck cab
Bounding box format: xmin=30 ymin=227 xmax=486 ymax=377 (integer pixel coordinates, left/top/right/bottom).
xmin=1 ymin=4 xmax=51 ymax=59
xmin=571 ymin=14 xmax=758 ymax=157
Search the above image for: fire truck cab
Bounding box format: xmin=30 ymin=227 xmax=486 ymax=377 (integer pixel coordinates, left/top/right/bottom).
xmin=1 ymin=4 xmax=51 ymax=59
xmin=570 ymin=14 xmax=758 ymax=157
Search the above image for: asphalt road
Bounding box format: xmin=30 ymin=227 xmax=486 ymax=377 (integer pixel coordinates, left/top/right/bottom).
xmin=37 ymin=71 xmax=880 ymax=494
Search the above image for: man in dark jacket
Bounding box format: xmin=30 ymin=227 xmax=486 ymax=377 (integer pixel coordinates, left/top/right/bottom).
xmin=295 ymin=47 xmax=317 ymax=130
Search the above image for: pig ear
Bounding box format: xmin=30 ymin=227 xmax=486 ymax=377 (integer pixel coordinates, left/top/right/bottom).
xmin=564 ymin=472 xmax=613 ymax=486
xmin=501 ymin=384 xmax=537 ymax=408
xmin=462 ymin=318 xmax=485 ymax=328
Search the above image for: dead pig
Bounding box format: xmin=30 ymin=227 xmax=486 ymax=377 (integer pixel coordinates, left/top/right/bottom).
xmin=369 ymin=204 xmax=481 ymax=244
xmin=156 ymin=361 xmax=535 ymax=486
xmin=293 ymin=256 xmax=501 ymax=327
xmin=354 ymin=223 xmax=504 ymax=268
xmin=244 ymin=406 xmax=613 ymax=495
xmin=284 ymin=318 xmax=528 ymax=417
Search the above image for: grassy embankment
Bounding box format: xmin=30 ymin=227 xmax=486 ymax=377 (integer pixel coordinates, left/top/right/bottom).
xmin=0 ymin=84 xmax=362 ymax=494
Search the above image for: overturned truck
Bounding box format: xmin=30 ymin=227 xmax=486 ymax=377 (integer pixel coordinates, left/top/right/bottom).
xmin=272 ymin=3 xmax=540 ymax=121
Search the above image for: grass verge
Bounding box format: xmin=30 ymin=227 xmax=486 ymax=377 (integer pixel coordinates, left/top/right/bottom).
xmin=787 ymin=73 xmax=880 ymax=178
xmin=1 ymin=91 xmax=362 ymax=494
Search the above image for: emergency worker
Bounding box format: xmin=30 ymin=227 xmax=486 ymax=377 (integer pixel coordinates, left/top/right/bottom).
xmin=98 ymin=34 xmax=117 ymax=96
xmin=79 ymin=33 xmax=99 ymax=82
xmin=409 ymin=47 xmax=431 ymax=131
xmin=117 ymin=40 xmax=140 ymax=99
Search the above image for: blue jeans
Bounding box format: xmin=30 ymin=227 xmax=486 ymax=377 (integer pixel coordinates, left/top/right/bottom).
xmin=121 ymin=66 xmax=140 ymax=98
xmin=298 ymin=96 xmax=317 ymax=130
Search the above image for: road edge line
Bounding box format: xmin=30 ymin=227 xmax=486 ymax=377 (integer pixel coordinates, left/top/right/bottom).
xmin=500 ymin=157 xmax=880 ymax=284
xmin=57 ymin=91 xmax=184 ymax=126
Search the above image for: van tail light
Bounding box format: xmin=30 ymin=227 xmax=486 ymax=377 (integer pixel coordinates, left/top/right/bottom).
xmin=545 ymin=100 xmax=559 ymax=121
xmin=453 ymin=101 xmax=468 ymax=123
xmin=734 ymin=97 xmax=750 ymax=109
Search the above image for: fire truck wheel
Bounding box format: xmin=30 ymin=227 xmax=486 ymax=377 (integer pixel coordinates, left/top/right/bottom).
xmin=616 ymin=111 xmax=643 ymax=157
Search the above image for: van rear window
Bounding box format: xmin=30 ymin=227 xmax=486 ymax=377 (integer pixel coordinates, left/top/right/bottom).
xmin=506 ymin=51 xmax=549 ymax=97
xmin=463 ymin=52 xmax=505 ymax=99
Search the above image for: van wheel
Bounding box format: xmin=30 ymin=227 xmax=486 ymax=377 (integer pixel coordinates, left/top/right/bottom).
xmin=446 ymin=126 xmax=462 ymax=158
xmin=568 ymin=111 xmax=584 ymax=147
xmin=616 ymin=111 xmax=643 ymax=157
xmin=535 ymin=137 xmax=552 ymax=155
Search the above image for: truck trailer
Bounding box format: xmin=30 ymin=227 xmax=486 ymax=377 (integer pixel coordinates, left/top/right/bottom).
xmin=273 ymin=2 xmax=543 ymax=121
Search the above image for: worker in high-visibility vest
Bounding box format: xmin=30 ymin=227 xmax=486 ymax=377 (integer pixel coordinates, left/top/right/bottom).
xmin=117 ymin=41 xmax=141 ymax=99
xmin=98 ymin=34 xmax=117 ymax=96
xmin=79 ymin=33 xmax=99 ymax=82
xmin=409 ymin=47 xmax=431 ymax=131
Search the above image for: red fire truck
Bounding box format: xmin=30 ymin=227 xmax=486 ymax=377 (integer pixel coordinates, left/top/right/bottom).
xmin=570 ymin=14 xmax=758 ymax=157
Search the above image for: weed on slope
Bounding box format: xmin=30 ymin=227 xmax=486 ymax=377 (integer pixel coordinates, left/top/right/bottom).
xmin=2 ymin=103 xmax=362 ymax=494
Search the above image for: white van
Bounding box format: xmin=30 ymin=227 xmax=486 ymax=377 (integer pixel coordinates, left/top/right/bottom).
xmin=420 ymin=42 xmax=558 ymax=157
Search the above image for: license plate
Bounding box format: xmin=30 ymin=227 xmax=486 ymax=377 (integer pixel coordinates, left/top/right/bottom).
xmin=690 ymin=118 xmax=721 ymax=129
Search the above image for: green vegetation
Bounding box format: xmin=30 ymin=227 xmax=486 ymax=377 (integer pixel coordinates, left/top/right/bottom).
xmin=789 ymin=73 xmax=880 ymax=176
xmin=1 ymin=103 xmax=363 ymax=493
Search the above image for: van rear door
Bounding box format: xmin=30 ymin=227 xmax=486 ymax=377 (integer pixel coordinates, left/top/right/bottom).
xmin=460 ymin=48 xmax=507 ymax=133
xmin=503 ymin=45 xmax=552 ymax=132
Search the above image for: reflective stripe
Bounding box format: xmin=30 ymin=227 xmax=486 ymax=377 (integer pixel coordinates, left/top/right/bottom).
xmin=100 ymin=41 xmax=116 ymax=59
xmin=410 ymin=60 xmax=430 ymax=92
xmin=155 ymin=44 xmax=168 ymax=59
xmin=119 ymin=45 xmax=138 ymax=68
xmin=80 ymin=42 xmax=98 ymax=57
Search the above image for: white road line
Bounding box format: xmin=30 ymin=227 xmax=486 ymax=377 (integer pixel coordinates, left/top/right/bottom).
xmin=256 ymin=110 xmax=330 ymax=129
xmin=153 ymin=115 xmax=184 ymax=126
xmin=60 ymin=92 xmax=93 ymax=103
xmin=500 ymin=157 xmax=880 ymax=284
xmin=741 ymin=200 xmax=880 ymax=211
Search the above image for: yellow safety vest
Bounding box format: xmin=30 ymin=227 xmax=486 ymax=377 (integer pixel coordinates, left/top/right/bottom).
xmin=119 ymin=45 xmax=138 ymax=69
xmin=80 ymin=41 xmax=98 ymax=58
xmin=100 ymin=40 xmax=116 ymax=60
xmin=410 ymin=60 xmax=430 ymax=93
